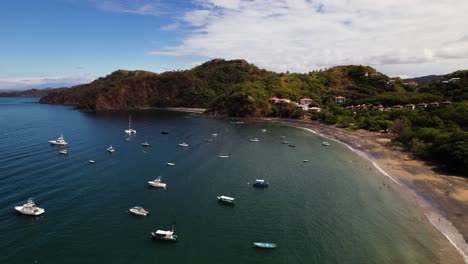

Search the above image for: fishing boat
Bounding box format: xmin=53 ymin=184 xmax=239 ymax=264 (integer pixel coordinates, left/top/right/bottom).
xmin=253 ymin=242 xmax=277 ymax=249
xmin=129 ymin=206 xmax=149 ymax=216
xmin=218 ymin=155 xmax=229 ymax=158
xmin=167 ymin=162 xmax=175 ymax=166
xmin=161 ymin=131 xmax=169 ymax=135
xmin=49 ymin=134 xmax=68 ymax=146
xmin=217 ymin=195 xmax=235 ymax=205
xmin=178 ymin=142 xmax=189 ymax=147
xmin=249 ymin=138 xmax=260 ymax=142
xmin=253 ymin=179 xmax=269 ymax=188
xmin=89 ymin=160 xmax=95 ymax=163
xmin=124 ymin=115 xmax=136 ymax=134
xmin=59 ymin=149 xmax=68 ymax=155
xmin=14 ymin=198 xmax=45 ymax=216
xmin=148 ymin=176 xmax=167 ymax=188
xmin=107 ymin=145 xmax=115 ymax=153
xmin=141 ymin=142 xmax=151 ymax=147
xmin=322 ymin=141 xmax=331 ymax=146
xmin=151 ymin=227 xmax=177 ymax=241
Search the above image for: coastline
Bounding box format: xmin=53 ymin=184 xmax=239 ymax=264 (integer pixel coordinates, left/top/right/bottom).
xmin=257 ymin=117 xmax=468 ymax=263
xmin=140 ymin=107 xmax=206 ymax=113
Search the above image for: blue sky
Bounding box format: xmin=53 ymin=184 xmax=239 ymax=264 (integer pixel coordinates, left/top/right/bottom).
xmin=1 ymin=0 xmax=468 ymax=90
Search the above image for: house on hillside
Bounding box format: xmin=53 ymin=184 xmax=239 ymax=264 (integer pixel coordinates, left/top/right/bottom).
xmin=429 ymin=102 xmax=440 ymax=107
xmin=441 ymin=100 xmax=452 ymax=105
xmin=405 ymin=104 xmax=415 ymax=110
xmin=393 ymin=105 xmax=403 ymax=109
xmin=417 ymin=103 xmax=428 ymax=109
xmin=300 ymin=98 xmax=313 ymax=106
xmin=335 ymin=96 xmax=346 ymax=104
xmin=377 ymin=104 xmax=384 ymax=111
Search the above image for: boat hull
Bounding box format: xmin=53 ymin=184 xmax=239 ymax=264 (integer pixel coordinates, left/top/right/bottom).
xmin=129 ymin=208 xmax=149 ymax=216
xmin=253 ymin=242 xmax=277 ymax=249
xmin=14 ymin=206 xmax=45 ymax=216
xmin=148 ymin=182 xmax=166 ymax=188
xmin=151 ymin=233 xmax=177 ymax=241
xmin=49 ymin=141 xmax=68 ymax=146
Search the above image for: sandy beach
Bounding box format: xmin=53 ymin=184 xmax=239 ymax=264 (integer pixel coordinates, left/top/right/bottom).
xmin=256 ymin=118 xmax=468 ymax=263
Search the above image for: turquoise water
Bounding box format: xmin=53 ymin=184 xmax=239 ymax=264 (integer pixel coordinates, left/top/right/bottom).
xmin=0 ymin=98 xmax=443 ymax=263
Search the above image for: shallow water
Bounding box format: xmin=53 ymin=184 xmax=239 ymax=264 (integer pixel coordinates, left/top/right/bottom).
xmin=0 ymin=98 xmax=446 ymax=263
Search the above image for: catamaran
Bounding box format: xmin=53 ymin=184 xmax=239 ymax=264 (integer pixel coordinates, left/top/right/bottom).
xmin=49 ymin=134 xmax=68 ymax=146
xmin=14 ymin=198 xmax=45 ymax=216
xmin=124 ymin=115 xmax=136 ymax=134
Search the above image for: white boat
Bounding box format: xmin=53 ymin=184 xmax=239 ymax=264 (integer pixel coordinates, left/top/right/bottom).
xmin=322 ymin=141 xmax=331 ymax=146
xmin=250 ymin=138 xmax=260 ymax=142
xmin=211 ymin=133 xmax=218 ymax=137
xmin=49 ymin=134 xmax=68 ymax=146
xmin=303 ymin=159 xmax=310 ymax=162
xmin=148 ymin=176 xmax=167 ymax=188
xmin=14 ymin=198 xmax=45 ymax=216
xmin=282 ymin=140 xmax=290 ymax=144
xmin=261 ymin=129 xmax=267 ymax=132
xmin=107 ymin=145 xmax=115 ymax=153
xmin=167 ymin=162 xmax=175 ymax=166
xmin=178 ymin=142 xmax=189 ymax=147
xmin=218 ymin=155 xmax=229 ymax=158
xmin=205 ymin=138 xmax=214 ymax=142
xmin=253 ymin=242 xmax=277 ymax=249
xmin=124 ymin=115 xmax=136 ymax=134
xmin=217 ymin=195 xmax=235 ymax=205
xmin=129 ymin=206 xmax=149 ymax=216
xmin=141 ymin=142 xmax=151 ymax=147
xmin=151 ymin=228 xmax=177 ymax=241
xmin=89 ymin=160 xmax=95 ymax=163
xmin=59 ymin=149 xmax=68 ymax=155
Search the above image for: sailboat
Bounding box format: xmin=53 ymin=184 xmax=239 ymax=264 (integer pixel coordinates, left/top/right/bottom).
xmin=124 ymin=115 xmax=136 ymax=134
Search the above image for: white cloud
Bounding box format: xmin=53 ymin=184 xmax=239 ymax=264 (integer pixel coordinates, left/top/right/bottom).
xmin=0 ymin=76 xmax=96 ymax=90
xmin=90 ymin=0 xmax=164 ymax=15
xmin=150 ymin=0 xmax=468 ymax=76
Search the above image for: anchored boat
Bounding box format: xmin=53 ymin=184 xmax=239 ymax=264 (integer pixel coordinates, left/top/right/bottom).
xmin=129 ymin=206 xmax=149 ymax=216
xmin=124 ymin=115 xmax=136 ymax=134
xmin=217 ymin=195 xmax=235 ymax=205
xmin=14 ymin=198 xmax=45 ymax=216
xmin=49 ymin=134 xmax=68 ymax=146
xmin=253 ymin=179 xmax=269 ymax=188
xmin=151 ymin=227 xmax=177 ymax=241
xmin=253 ymin=242 xmax=277 ymax=249
xmin=107 ymin=145 xmax=115 ymax=153
xmin=148 ymin=176 xmax=167 ymax=188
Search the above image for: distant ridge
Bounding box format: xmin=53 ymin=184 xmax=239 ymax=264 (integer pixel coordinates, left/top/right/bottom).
xmin=0 ymin=87 xmax=65 ymax=98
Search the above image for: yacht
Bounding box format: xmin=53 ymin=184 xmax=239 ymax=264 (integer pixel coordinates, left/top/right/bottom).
xmin=141 ymin=142 xmax=151 ymax=147
xmin=59 ymin=149 xmax=68 ymax=155
xmin=253 ymin=242 xmax=277 ymax=249
xmin=107 ymin=145 xmax=115 ymax=153
xmin=151 ymin=228 xmax=177 ymax=241
xmin=322 ymin=141 xmax=331 ymax=146
xmin=249 ymin=138 xmax=260 ymax=142
xmin=129 ymin=206 xmax=149 ymax=216
xmin=49 ymin=134 xmax=68 ymax=146
xmin=14 ymin=198 xmax=45 ymax=216
xmin=148 ymin=176 xmax=167 ymax=188
xmin=217 ymin=195 xmax=235 ymax=205
xmin=178 ymin=142 xmax=189 ymax=147
xmin=253 ymin=179 xmax=269 ymax=188
xmin=124 ymin=115 xmax=136 ymax=134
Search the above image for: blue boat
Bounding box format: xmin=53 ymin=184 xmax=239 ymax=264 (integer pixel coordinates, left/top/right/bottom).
xmin=253 ymin=242 xmax=277 ymax=249
xmin=253 ymin=179 xmax=269 ymax=188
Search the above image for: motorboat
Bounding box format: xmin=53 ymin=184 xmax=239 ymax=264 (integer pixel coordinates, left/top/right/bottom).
xmin=282 ymin=140 xmax=290 ymax=144
xmin=124 ymin=115 xmax=137 ymax=134
xmin=151 ymin=228 xmax=177 ymax=241
xmin=211 ymin=133 xmax=218 ymax=137
xmin=14 ymin=198 xmax=45 ymax=216
xmin=49 ymin=134 xmax=68 ymax=146
xmin=205 ymin=138 xmax=214 ymax=142
xmin=253 ymin=242 xmax=277 ymax=249
xmin=178 ymin=142 xmax=189 ymax=147
xmin=161 ymin=131 xmax=169 ymax=135
xmin=261 ymin=129 xmax=267 ymax=132
xmin=129 ymin=206 xmax=149 ymax=216
xmin=167 ymin=162 xmax=175 ymax=166
xmin=59 ymin=149 xmax=68 ymax=155
xmin=141 ymin=142 xmax=151 ymax=147
xmin=218 ymin=155 xmax=229 ymax=158
xmin=148 ymin=176 xmax=167 ymax=188
xmin=107 ymin=145 xmax=115 ymax=153
xmin=303 ymin=160 xmax=310 ymax=163
xmin=89 ymin=160 xmax=95 ymax=163
xmin=322 ymin=141 xmax=331 ymax=146
xmin=253 ymin=179 xmax=269 ymax=188
xmin=217 ymin=195 xmax=235 ymax=205
xmin=249 ymin=138 xmax=260 ymax=142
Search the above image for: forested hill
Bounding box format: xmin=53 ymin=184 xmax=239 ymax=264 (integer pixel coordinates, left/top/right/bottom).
xmin=0 ymin=88 xmax=64 ymax=98
xmin=40 ymin=59 xmax=395 ymax=113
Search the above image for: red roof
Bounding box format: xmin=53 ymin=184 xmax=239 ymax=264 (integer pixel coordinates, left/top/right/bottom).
xmin=335 ymin=96 xmax=345 ymax=99
xmin=301 ymin=98 xmax=312 ymax=100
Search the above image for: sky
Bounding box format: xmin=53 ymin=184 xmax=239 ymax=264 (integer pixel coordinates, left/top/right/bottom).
xmin=1 ymin=0 xmax=468 ymax=90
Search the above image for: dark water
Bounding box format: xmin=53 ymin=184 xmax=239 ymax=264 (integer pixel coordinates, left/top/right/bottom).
xmin=0 ymin=98 xmax=443 ymax=263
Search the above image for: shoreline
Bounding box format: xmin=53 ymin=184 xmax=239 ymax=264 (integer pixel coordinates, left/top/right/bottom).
xmin=140 ymin=107 xmax=206 ymax=114
xmin=257 ymin=118 xmax=468 ymax=263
